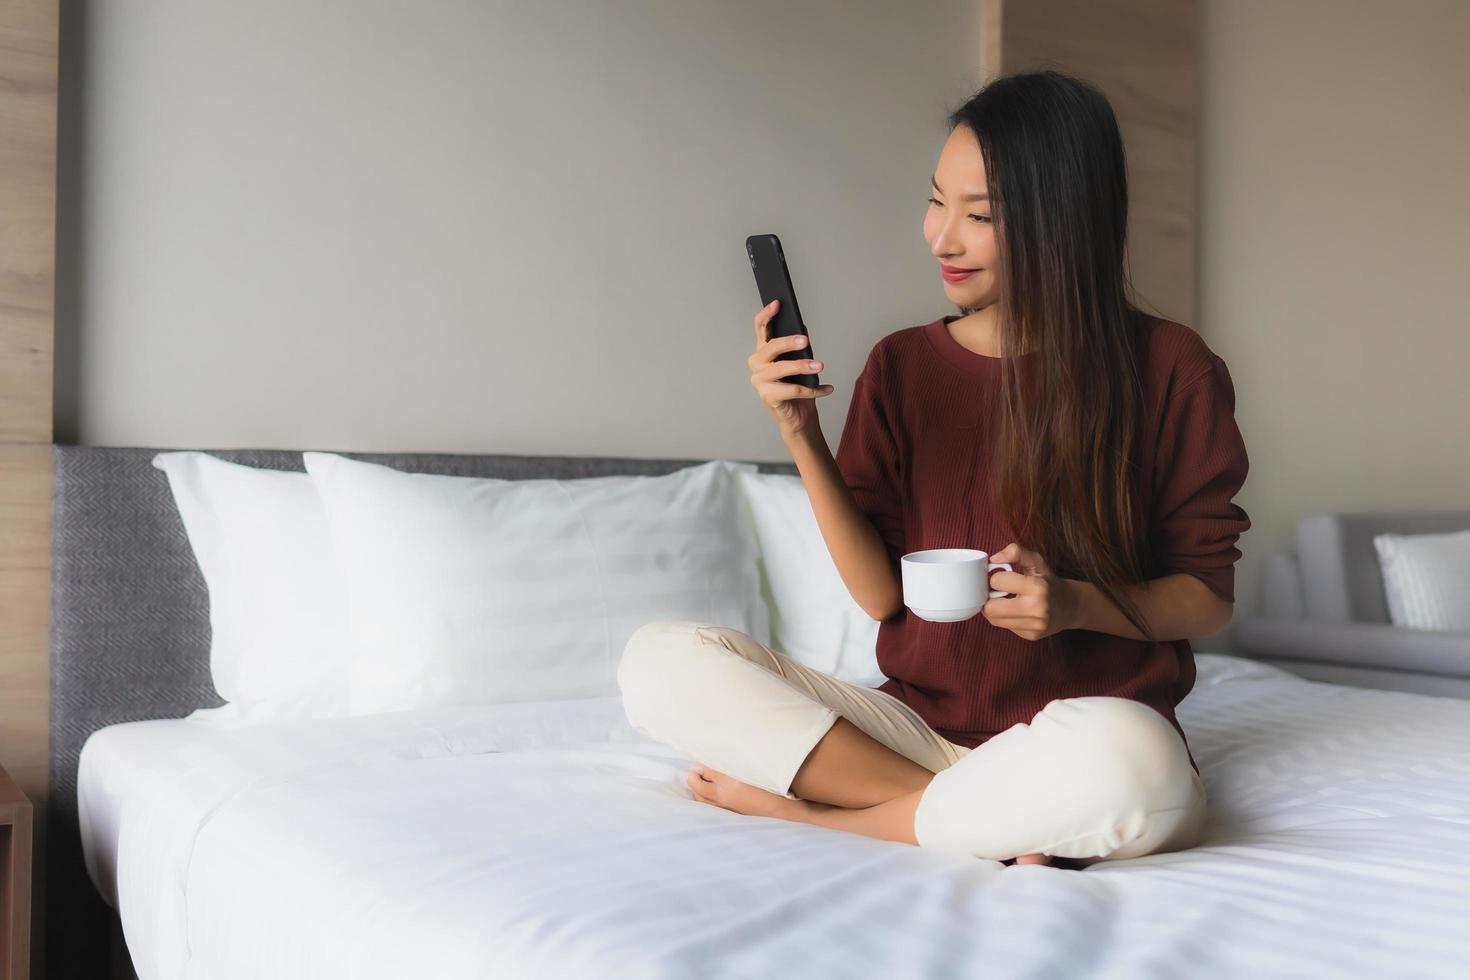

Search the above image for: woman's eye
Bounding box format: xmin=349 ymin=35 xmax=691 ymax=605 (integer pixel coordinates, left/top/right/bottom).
xmin=929 ymin=193 xmax=987 ymax=221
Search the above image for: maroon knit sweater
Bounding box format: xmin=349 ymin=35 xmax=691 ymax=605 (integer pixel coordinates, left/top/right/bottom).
xmin=833 ymin=314 xmax=1251 ymax=770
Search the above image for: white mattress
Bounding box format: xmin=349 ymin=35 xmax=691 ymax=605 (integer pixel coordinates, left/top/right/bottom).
xmin=78 ymin=653 xmax=1470 ymax=980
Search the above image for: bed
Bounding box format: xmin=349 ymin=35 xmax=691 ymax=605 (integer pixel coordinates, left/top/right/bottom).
xmin=50 ymin=446 xmax=1470 ymax=979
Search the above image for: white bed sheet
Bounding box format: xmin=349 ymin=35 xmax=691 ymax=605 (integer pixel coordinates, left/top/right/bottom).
xmin=78 ymin=653 xmax=1470 ymax=980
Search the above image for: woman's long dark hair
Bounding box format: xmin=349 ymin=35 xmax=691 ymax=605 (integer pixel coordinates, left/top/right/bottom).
xmin=949 ymin=71 xmax=1157 ymax=641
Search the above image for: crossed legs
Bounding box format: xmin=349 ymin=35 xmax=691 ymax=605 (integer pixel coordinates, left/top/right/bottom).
xmin=617 ymin=621 xmax=1056 ymax=864
xmin=619 ymin=620 xmax=1205 ymax=865
xmin=687 ymin=714 xmax=1053 ymax=864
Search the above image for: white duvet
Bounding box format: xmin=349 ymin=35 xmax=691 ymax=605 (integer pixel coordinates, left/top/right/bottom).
xmin=78 ymin=654 xmax=1470 ymax=980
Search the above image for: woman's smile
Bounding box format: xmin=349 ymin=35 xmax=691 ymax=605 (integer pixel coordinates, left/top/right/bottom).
xmin=940 ymin=263 xmax=979 ymax=283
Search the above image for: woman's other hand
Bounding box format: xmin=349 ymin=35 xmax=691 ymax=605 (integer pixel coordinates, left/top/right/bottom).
xmin=982 ymin=543 xmax=1084 ymax=641
xmin=749 ymin=299 xmax=834 ymax=442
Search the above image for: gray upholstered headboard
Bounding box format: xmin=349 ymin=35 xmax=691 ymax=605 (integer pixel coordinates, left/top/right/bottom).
xmin=48 ymin=444 xmax=798 ymax=978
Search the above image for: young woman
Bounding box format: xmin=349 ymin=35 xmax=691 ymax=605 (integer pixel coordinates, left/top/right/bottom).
xmin=618 ymin=70 xmax=1251 ymax=868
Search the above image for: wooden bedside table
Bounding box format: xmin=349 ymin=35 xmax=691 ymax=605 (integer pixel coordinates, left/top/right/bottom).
xmin=0 ymin=762 xmax=32 ymax=980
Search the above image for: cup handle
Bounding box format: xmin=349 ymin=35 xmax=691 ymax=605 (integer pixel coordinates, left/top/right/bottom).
xmin=987 ymin=562 xmax=1014 ymax=599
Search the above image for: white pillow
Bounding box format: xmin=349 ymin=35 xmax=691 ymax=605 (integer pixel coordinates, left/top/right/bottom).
xmin=737 ymin=470 xmax=884 ymax=686
xmin=151 ymin=452 xmax=351 ymax=723
xmin=1373 ymin=529 xmax=1470 ymax=632
xmin=302 ymin=453 xmax=771 ymax=715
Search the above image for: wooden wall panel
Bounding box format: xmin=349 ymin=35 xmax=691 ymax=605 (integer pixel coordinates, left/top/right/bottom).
xmin=0 ymin=0 xmax=57 ymax=442
xmin=0 ymin=447 xmax=51 ymax=794
xmin=0 ymin=1 xmax=57 ymax=977
xmin=988 ymin=0 xmax=1199 ymax=325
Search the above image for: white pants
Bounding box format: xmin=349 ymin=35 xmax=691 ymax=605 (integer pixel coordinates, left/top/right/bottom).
xmin=617 ymin=620 xmax=1207 ymax=863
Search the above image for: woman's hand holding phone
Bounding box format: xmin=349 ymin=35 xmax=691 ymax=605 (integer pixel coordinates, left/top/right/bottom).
xmin=748 ymin=299 xmax=835 ymax=441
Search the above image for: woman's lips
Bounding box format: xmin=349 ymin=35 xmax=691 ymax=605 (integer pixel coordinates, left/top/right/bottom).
xmin=940 ymin=264 xmax=979 ymax=283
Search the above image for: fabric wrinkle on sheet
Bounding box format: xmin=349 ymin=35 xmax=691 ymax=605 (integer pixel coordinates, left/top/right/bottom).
xmin=617 ymin=618 xmax=1207 ymax=863
xmin=77 ymin=649 xmax=1470 ymax=980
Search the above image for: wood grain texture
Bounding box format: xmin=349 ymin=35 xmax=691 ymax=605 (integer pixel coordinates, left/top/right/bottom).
xmin=982 ymin=0 xmax=1004 ymax=81
xmin=0 ymin=0 xmax=58 ymax=443
xmin=0 ymin=764 xmax=34 ymax=980
xmin=1 ymin=1 xmax=57 ymax=977
xmin=0 ymin=456 xmax=51 ymax=980
xmin=0 ymin=445 xmax=52 ymax=801
xmin=1000 ymin=0 xmax=1199 ymax=325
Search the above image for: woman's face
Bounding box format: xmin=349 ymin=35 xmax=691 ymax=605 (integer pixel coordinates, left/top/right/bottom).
xmin=923 ymin=125 xmax=999 ymax=311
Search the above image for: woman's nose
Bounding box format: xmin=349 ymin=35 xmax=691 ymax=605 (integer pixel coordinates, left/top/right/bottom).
xmin=931 ymin=219 xmax=961 ymax=257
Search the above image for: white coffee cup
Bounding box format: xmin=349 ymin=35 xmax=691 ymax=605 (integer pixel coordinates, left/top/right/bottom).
xmin=900 ymin=548 xmax=1015 ymax=622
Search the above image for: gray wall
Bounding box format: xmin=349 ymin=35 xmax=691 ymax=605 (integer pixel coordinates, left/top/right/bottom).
xmin=55 ymin=0 xmax=985 ymax=458
xmin=56 ymin=1 xmax=1470 ymax=644
xmin=1198 ymin=0 xmax=1470 ymax=635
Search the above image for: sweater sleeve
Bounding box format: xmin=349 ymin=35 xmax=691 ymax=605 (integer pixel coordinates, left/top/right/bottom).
xmin=1150 ymin=355 xmax=1252 ymax=603
xmin=833 ymin=346 xmax=907 ymax=571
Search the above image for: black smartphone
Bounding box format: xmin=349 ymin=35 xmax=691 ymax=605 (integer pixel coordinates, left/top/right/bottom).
xmin=745 ymin=233 xmax=818 ymax=389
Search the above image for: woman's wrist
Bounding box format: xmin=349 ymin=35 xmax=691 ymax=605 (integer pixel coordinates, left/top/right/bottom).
xmin=1062 ymin=579 xmax=1099 ymax=633
xmin=781 ymin=424 xmax=827 ymax=455
xmin=1060 ymin=575 xmax=1227 ymax=641
xmin=1066 ymin=579 xmax=1140 ymax=636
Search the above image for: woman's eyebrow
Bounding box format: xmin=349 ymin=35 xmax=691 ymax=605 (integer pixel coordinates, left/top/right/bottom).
xmin=931 ymin=174 xmax=988 ymax=201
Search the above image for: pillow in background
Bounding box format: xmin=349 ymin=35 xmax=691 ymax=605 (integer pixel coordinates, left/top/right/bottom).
xmin=151 ymin=451 xmax=351 ymax=724
xmin=303 ymin=453 xmax=771 ymax=715
xmin=1373 ymin=529 xmax=1470 ymax=632
xmin=737 ymin=470 xmax=884 ymax=686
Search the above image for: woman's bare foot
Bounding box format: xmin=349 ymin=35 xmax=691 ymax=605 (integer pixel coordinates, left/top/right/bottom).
xmin=686 ymin=763 xmax=1061 ymax=866
xmin=686 ymin=764 xmax=799 ymax=820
